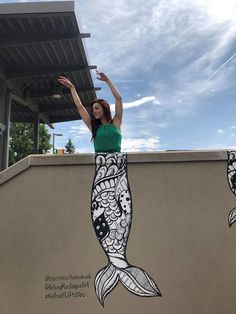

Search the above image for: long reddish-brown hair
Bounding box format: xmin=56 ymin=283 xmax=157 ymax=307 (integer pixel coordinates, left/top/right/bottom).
xmin=91 ymin=99 xmax=112 ymax=141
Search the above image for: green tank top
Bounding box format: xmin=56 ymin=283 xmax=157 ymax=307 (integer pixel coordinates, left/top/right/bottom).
xmin=94 ymin=123 xmax=122 ymax=153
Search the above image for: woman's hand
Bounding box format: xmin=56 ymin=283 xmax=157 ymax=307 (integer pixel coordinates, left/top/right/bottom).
xmin=57 ymin=76 xmax=74 ymax=89
xmin=96 ymin=70 xmax=109 ymax=82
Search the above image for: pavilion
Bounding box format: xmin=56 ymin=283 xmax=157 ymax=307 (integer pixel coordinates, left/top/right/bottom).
xmin=0 ymin=0 xmax=99 ymax=170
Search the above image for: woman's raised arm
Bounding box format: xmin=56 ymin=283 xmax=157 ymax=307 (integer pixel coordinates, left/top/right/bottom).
xmin=58 ymin=76 xmax=92 ymax=131
xmin=96 ymin=71 xmax=123 ymax=129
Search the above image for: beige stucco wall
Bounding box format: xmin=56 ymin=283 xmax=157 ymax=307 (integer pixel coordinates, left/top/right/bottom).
xmin=0 ymin=151 xmax=235 ymax=314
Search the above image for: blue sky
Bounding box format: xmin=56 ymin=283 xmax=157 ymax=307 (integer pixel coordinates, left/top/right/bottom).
xmin=3 ymin=0 xmax=236 ymax=152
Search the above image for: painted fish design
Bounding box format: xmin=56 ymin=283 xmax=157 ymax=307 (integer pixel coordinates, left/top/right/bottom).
xmin=91 ymin=153 xmax=161 ymax=305
xmin=227 ymin=151 xmax=236 ymax=226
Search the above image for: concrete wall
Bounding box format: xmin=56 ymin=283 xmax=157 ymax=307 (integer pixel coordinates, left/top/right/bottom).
xmin=0 ymin=151 xmax=235 ymax=314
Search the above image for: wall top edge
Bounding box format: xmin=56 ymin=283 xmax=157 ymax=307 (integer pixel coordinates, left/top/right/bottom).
xmin=0 ymin=150 xmax=231 ymax=186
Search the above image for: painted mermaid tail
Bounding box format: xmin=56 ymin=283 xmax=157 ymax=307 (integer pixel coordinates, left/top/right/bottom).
xmin=228 ymin=208 xmax=236 ymax=227
xmin=91 ymin=153 xmax=161 ymax=305
xmin=227 ymin=151 xmax=236 ymax=226
xmin=95 ymin=262 xmax=161 ymax=306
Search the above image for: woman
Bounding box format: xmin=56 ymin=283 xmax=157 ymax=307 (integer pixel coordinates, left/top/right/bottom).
xmin=58 ymin=71 xmax=122 ymax=153
xmin=58 ymin=72 xmax=161 ymax=305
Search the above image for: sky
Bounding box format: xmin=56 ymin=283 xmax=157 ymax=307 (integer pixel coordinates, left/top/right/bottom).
xmin=2 ymin=0 xmax=236 ymax=153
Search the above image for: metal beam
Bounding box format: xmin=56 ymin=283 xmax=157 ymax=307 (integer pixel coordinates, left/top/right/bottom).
xmin=11 ymin=93 xmax=54 ymax=129
xmin=50 ymin=115 xmax=82 ymax=123
xmin=30 ymin=86 xmax=101 ymax=99
xmin=0 ymin=81 xmax=11 ymax=170
xmin=39 ymin=102 xmax=92 ymax=113
xmin=33 ymin=112 xmax=39 ymax=154
xmin=0 ymin=122 xmax=6 ymax=136
xmin=10 ymin=116 xmax=34 ymax=123
xmin=39 ymin=112 xmax=54 ymax=129
xmin=0 ymin=65 xmax=6 ymax=80
xmin=11 ymin=93 xmax=37 ymax=110
xmin=11 ymin=105 xmax=32 ymax=114
xmin=0 ymin=32 xmax=91 ymax=48
xmin=6 ymin=65 xmax=97 ymax=80
xmin=39 ymin=103 xmax=76 ymax=113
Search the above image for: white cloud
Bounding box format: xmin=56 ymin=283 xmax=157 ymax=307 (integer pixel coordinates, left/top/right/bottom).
xmin=122 ymin=137 xmax=161 ymax=152
xmin=70 ymin=124 xmax=88 ymax=134
xmin=68 ymin=123 xmax=90 ymax=140
xmin=110 ymin=96 xmax=159 ymax=112
xmin=152 ymin=99 xmax=162 ymax=105
xmin=217 ymin=129 xmax=224 ymax=134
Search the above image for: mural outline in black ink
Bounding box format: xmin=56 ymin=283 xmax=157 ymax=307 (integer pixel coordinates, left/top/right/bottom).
xmin=227 ymin=151 xmax=236 ymax=227
xmin=91 ymin=153 xmax=161 ymax=306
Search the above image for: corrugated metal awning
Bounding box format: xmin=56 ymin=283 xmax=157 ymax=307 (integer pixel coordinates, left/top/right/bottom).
xmin=0 ymin=0 xmax=99 ymax=127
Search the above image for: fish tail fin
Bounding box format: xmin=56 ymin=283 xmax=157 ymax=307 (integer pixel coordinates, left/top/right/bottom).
xmin=95 ymin=263 xmax=161 ymax=306
xmin=95 ymin=263 xmax=119 ymax=306
xmin=119 ymin=265 xmax=162 ymax=297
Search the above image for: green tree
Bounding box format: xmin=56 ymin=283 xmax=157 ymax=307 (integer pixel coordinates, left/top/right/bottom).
xmin=65 ymin=138 xmax=76 ymax=154
xmin=9 ymin=122 xmax=51 ymax=166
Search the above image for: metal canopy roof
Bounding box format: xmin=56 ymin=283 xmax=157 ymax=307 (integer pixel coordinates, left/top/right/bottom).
xmin=0 ymin=1 xmax=99 ymax=127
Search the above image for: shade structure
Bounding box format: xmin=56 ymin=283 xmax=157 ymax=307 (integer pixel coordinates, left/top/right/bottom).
xmin=0 ymin=1 xmax=99 ymax=170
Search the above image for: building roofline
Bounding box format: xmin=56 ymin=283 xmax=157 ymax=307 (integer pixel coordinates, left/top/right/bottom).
xmin=0 ymin=1 xmax=74 ymax=15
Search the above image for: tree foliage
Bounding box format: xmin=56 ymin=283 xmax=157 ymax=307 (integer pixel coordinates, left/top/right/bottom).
xmin=9 ymin=122 xmax=51 ymax=166
xmin=65 ymin=138 xmax=76 ymax=154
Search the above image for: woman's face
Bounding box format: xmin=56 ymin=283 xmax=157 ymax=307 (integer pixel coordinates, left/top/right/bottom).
xmin=92 ymin=102 xmax=104 ymax=120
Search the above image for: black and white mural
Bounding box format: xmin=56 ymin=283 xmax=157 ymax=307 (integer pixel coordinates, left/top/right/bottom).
xmin=227 ymin=151 xmax=236 ymax=227
xmin=91 ymin=153 xmax=161 ymax=306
